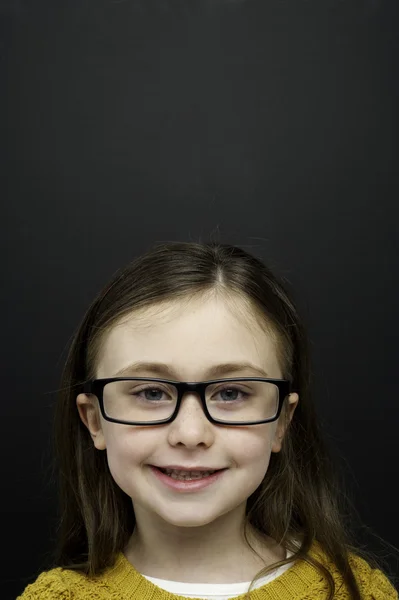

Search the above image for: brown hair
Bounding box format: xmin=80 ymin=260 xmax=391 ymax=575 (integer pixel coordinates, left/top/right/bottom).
xmin=47 ymin=240 xmax=397 ymax=599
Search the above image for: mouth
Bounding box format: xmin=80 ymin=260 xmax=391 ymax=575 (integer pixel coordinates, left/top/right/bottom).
xmin=154 ymin=467 xmax=225 ymax=479
xmin=151 ymin=466 xmax=227 ymax=480
xmin=149 ymin=465 xmax=228 ymax=490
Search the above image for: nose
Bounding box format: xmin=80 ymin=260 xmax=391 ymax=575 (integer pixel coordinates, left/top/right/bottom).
xmin=167 ymin=391 xmax=214 ymax=446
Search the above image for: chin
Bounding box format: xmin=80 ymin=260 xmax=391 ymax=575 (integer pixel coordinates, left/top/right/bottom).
xmin=159 ymin=512 xmax=218 ymax=528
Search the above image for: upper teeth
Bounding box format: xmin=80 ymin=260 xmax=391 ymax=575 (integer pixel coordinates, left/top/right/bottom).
xmin=164 ymin=468 xmax=216 ymax=477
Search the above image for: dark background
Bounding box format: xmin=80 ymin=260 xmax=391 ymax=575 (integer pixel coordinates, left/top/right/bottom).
xmin=2 ymin=0 xmax=398 ymax=598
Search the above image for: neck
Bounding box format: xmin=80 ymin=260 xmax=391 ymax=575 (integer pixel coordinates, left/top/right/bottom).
xmin=124 ymin=515 xmax=285 ymax=584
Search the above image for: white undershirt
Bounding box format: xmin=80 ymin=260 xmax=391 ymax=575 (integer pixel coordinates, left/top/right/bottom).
xmin=142 ymin=548 xmax=295 ymax=599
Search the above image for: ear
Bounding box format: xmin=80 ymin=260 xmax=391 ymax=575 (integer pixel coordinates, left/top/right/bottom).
xmin=76 ymin=393 xmax=107 ymax=450
xmin=271 ymin=393 xmax=299 ymax=454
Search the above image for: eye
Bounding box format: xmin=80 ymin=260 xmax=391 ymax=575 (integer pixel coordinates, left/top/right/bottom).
xmin=130 ymin=384 xmax=175 ymax=402
xmin=211 ymin=386 xmax=250 ymax=402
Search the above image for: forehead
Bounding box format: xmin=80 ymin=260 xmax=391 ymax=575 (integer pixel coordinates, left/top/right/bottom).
xmin=95 ymin=295 xmax=281 ymax=379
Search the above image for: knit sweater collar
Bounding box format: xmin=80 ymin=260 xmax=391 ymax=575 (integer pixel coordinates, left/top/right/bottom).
xmin=102 ymin=541 xmax=323 ymax=600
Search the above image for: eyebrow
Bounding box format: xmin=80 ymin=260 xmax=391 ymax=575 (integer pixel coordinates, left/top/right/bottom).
xmin=113 ymin=361 xmax=270 ymax=379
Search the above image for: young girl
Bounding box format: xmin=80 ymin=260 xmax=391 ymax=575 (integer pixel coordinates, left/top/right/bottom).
xmin=18 ymin=241 xmax=398 ymax=600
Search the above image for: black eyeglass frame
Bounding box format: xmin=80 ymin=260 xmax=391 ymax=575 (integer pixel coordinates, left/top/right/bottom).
xmin=81 ymin=377 xmax=292 ymax=426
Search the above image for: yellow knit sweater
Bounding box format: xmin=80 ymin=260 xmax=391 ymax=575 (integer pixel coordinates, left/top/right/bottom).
xmin=17 ymin=541 xmax=398 ymax=600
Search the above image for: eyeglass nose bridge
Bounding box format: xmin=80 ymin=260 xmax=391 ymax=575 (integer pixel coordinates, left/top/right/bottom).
xmin=172 ymin=381 xmax=212 ymax=421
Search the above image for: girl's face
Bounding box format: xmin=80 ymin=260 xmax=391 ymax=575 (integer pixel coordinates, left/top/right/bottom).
xmin=77 ymin=295 xmax=299 ymax=531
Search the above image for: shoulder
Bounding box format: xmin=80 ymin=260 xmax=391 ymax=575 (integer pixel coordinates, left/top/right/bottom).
xmin=348 ymin=553 xmax=398 ymax=599
xmin=17 ymin=566 xmax=89 ymax=599
xmin=309 ymin=541 xmax=398 ymax=599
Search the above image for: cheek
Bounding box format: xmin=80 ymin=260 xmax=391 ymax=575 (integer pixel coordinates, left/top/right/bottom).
xmin=241 ymin=451 xmax=272 ymax=488
xmin=103 ymin=429 xmax=156 ymax=493
xmin=229 ymin=427 xmax=274 ymax=466
xmin=228 ymin=442 xmax=273 ymax=507
xmin=226 ymin=430 xmax=274 ymax=490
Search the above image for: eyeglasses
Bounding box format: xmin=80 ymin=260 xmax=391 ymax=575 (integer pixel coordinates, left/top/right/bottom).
xmin=81 ymin=377 xmax=292 ymax=426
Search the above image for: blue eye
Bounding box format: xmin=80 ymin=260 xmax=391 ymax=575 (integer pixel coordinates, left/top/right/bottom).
xmin=211 ymin=386 xmax=249 ymax=403
xmin=130 ymin=385 xmax=175 ymax=403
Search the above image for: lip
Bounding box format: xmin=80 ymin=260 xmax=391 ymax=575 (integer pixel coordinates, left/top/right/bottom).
xmin=150 ymin=465 xmax=227 ymax=492
xmin=152 ymin=465 xmax=226 ymax=471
